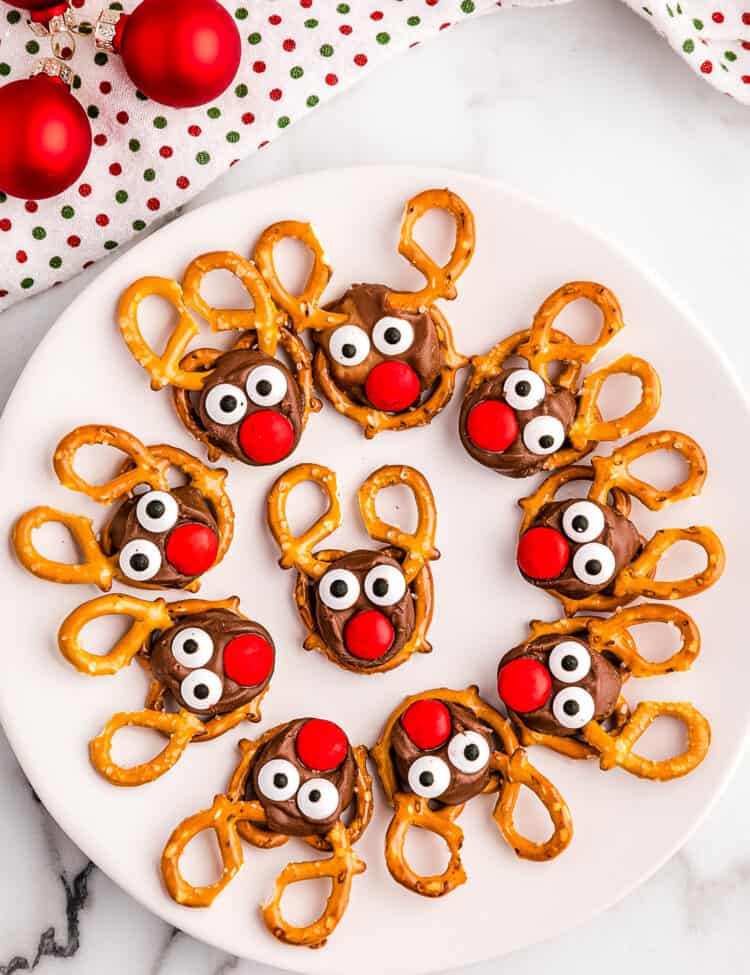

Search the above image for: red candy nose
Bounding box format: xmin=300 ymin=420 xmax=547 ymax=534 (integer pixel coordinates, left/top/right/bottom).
xmin=239 ymin=410 xmax=294 ymax=465
xmin=517 ymin=526 xmax=569 ymax=581
xmin=365 ymin=361 xmax=420 ymax=412
xmin=344 ymin=609 xmax=395 ymax=660
xmin=466 ymin=400 xmax=519 ymax=452
xmin=401 ymin=699 xmax=451 ymax=750
xmin=165 ymin=523 xmax=219 ymax=576
xmin=223 ymin=634 xmax=274 ymax=687
xmin=497 ymin=657 xmax=552 ymax=713
xmin=296 ymin=718 xmax=348 ymax=771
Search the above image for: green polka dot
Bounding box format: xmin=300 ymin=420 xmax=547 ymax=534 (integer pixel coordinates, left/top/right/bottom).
xmin=115 ymin=190 xmax=128 ymax=204
xmin=129 ymin=138 xmax=141 ymax=152
xmin=49 ymin=257 xmax=62 ymax=269
xmin=77 ymin=21 xmax=92 ymax=35
xmin=235 ymin=83 xmax=248 ymax=97
xmin=6 ymin=10 xmax=21 ymax=24
xmin=135 ymin=89 xmax=148 ymax=100
xmin=144 ymin=168 xmax=156 ymax=182
xmin=72 ymin=75 xmax=82 ymax=90
xmin=21 ymin=278 xmax=34 ymax=290
xmin=61 ymin=206 xmax=75 ymax=219
xmin=153 ymin=116 xmax=167 ymax=129
xmin=0 ymin=64 xmax=10 ymax=77
xmin=320 ymin=44 xmax=333 ymax=57
xmin=460 ymin=0 xmax=475 ymax=11
xmin=32 ymin=227 xmax=46 ymax=241
xmin=207 ymin=107 xmax=221 ymax=119
xmin=725 ymin=51 xmax=737 ymax=62
xmin=133 ymin=220 xmax=146 ymax=231
xmin=683 ymin=39 xmax=694 ymax=53
xmin=87 ymin=105 xmax=99 ymax=119
xmin=226 ymin=131 xmax=240 ymax=143
xmin=94 ymin=52 xmax=108 ymax=66
xmin=376 ymin=32 xmax=390 ymax=44
xmin=196 ymin=151 xmax=211 ymax=165
xmin=290 ymin=66 xmax=304 ymax=79
xmin=407 ymin=16 xmax=420 ymax=26
xmin=110 ymin=2 xmax=123 ymax=9
xmin=278 ymin=116 xmax=290 ymax=128
xmin=306 ymin=94 xmax=319 ymax=107
xmin=0 ymin=193 xmax=6 ymax=204
xmin=693 ymin=18 xmax=703 ymax=30
xmin=336 ymin=3 xmax=350 ymax=12
xmin=104 ymin=241 xmax=118 ymax=250
xmin=25 ymin=41 xmax=40 ymax=55
xmin=248 ymin=31 xmax=261 ymax=44
xmin=235 ymin=6 xmax=248 ymax=18
xmin=304 ymin=19 xmax=318 ymax=28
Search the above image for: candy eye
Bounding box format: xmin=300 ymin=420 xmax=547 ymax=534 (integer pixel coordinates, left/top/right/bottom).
xmin=204 ymin=383 xmax=248 ymax=425
xmin=549 ymin=641 xmax=591 ymax=683
xmin=447 ymin=731 xmax=490 ymax=774
xmin=246 ymin=364 xmax=287 ymax=407
xmin=179 ymin=669 xmax=223 ymax=711
xmin=372 ymin=316 xmax=414 ymax=356
xmin=552 ymin=687 xmax=595 ymax=729
xmin=407 ymin=755 xmax=451 ymax=799
xmin=503 ymin=369 xmax=546 ymax=411
xmin=135 ymin=490 xmax=178 ymax=533
xmin=319 ymin=568 xmax=360 ymax=610
xmin=363 ymin=563 xmax=407 ymax=607
xmin=171 ymin=627 xmax=214 ymax=668
xmin=562 ymin=501 xmax=605 ymax=543
xmin=522 ymin=415 xmax=565 ymax=456
xmin=257 ymin=758 xmax=300 ymax=802
xmin=329 ymin=324 xmax=371 ymax=367
xmin=572 ymin=542 xmax=616 ymax=586
xmin=297 ymin=778 xmax=340 ymax=820
xmin=118 ymin=539 xmax=161 ymax=582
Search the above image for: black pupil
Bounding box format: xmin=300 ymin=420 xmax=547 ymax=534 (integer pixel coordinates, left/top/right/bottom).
xmin=515 ymin=380 xmax=531 ymax=397
xmin=273 ymin=772 xmax=288 ymax=789
xmin=373 ymin=578 xmax=388 ymax=597
xmin=571 ymin=515 xmax=589 ymax=533
xmin=194 ymin=683 xmax=209 ymax=700
xmin=330 ymin=579 xmax=348 ymax=598
xmin=130 ymin=553 xmax=149 ymax=572
xmin=419 ymin=771 xmax=434 ymax=787
xmin=585 ymin=559 xmax=602 ymax=576
xmin=539 ymin=435 xmax=554 ymax=448
xmin=308 ymin=789 xmax=321 ymax=803
xmin=563 ymin=699 xmax=580 ymax=716
xmin=183 ymin=638 xmax=198 ymax=655
xmin=384 ymin=326 xmax=401 ymax=345
xmin=561 ymin=654 xmax=578 ymax=672
xmin=256 ymin=379 xmax=273 ymax=397
xmin=220 ymin=394 xmax=238 ymax=413
xmin=464 ymin=743 xmax=480 ymax=762
xmin=145 ymin=499 xmax=165 ymax=519
xmin=342 ymin=343 xmax=357 ymax=359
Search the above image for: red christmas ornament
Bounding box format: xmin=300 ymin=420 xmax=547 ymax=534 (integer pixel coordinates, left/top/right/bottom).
xmin=164 ymin=523 xmax=219 ymax=576
xmin=223 ymin=634 xmax=274 ymax=687
xmin=295 ymin=719 xmax=348 ymax=772
xmin=466 ymin=399 xmax=518 ymax=452
xmin=365 ymin=361 xmax=421 ymax=412
xmin=0 ymin=62 xmax=91 ymax=200
xmin=401 ymin=699 xmax=451 ymax=750
xmin=497 ymin=657 xmax=552 ymax=714
xmin=95 ymin=0 xmax=241 ymax=108
xmin=344 ymin=609 xmax=395 ymax=660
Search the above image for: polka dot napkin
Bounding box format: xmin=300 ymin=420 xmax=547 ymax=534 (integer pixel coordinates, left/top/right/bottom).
xmin=0 ymin=0 xmax=748 ymax=310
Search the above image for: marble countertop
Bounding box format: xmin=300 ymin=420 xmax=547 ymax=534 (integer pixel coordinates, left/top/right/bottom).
xmin=2 ymin=1 xmax=749 ymax=973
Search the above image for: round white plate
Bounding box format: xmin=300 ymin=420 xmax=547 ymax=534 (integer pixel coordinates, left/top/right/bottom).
xmin=0 ymin=167 xmax=745 ymax=975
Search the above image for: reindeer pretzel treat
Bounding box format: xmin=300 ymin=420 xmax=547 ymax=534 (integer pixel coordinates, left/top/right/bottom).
xmin=13 ymin=425 xmax=233 ymax=592
xmin=253 ymin=189 xmax=474 ymax=438
xmin=460 ymin=282 xmax=662 ymax=477
xmin=58 ymin=594 xmax=275 ymax=785
xmin=119 ymin=251 xmax=319 ymax=466
xmin=371 ymin=686 xmax=572 ymax=898
xmin=161 ymin=718 xmax=372 ymax=948
xmin=496 ymin=606 xmax=710 ymax=780
xmin=267 ymin=462 xmax=438 ymax=674
xmin=516 ymin=430 xmax=725 ymax=614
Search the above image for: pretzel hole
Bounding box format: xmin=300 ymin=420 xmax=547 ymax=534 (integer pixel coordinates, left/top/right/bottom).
xmin=650 ymin=539 xmax=709 ymax=582
xmin=277 ymin=872 xmax=333 ymax=927
xmin=627 ymin=450 xmax=691 ymax=498
xmin=73 ymin=444 xmax=135 ymax=488
xmin=621 ymin=620 xmax=684 ymax=665
xmin=403 ymin=826 xmax=451 ymax=876
xmin=372 ymin=483 xmax=418 ymax=535
xmin=76 ymin=613 xmax=135 ymax=658
xmin=410 ymin=205 xmax=457 ymax=272
xmin=285 ymin=478 xmax=335 ymax=540
xmin=109 ymin=722 xmax=171 ymax=767
xmin=174 ymin=824 xmax=226 ymax=887
xmin=136 ymin=293 xmax=190 ymax=353
xmin=549 ymin=297 xmax=605 ymax=349
xmin=273 ymin=236 xmax=317 ymax=300
xmin=509 ymin=783 xmax=558 ymax=844
xmin=589 ymin=372 xmax=644 ymax=421
xmin=626 ymin=712 xmax=688 ymax=763
xmin=30 ymin=521 xmax=86 ymax=565
xmin=198 ymin=268 xmax=256 ymax=312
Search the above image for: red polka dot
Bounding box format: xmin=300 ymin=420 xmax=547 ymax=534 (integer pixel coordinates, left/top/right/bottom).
xmin=269 ymin=87 xmax=283 ymax=100
xmin=743 ymin=75 xmax=750 ymax=83
xmin=325 ymin=73 xmax=338 ymax=85
xmin=0 ymin=291 xmax=7 ymax=298
xmin=99 ymin=81 xmax=112 ymax=94
xmin=712 ymin=11 xmax=724 ymax=22
xmin=147 ymin=197 xmax=161 ymax=211
xmin=339 ymin=23 xmax=352 ymax=34
xmin=300 ymin=0 xmax=312 ymax=7
xmin=176 ymin=176 xmax=190 ymax=189
xmin=258 ymin=139 xmax=269 ymax=148
xmin=24 ymin=201 xmax=38 ymax=213
xmin=242 ymin=112 xmax=255 ymax=124
xmin=743 ymin=13 xmax=750 ymax=25
xmin=253 ymin=60 xmax=266 ymax=73
xmin=71 ymin=0 xmax=84 ymax=8
xmin=94 ymin=134 xmax=107 ymax=146
xmin=16 ymin=251 xmax=27 ymax=264
xmin=67 ymin=235 xmax=81 ymax=248
xmin=109 ymin=162 xmax=122 ymax=176
xmin=700 ymin=60 xmax=713 ymax=74
xmin=370 ymin=10 xmax=383 ymax=19
xmin=282 ymin=38 xmax=295 ymax=51
xmin=188 ymin=124 xmax=202 ymax=136
xmin=116 ymin=111 xmax=129 ymax=124
xmin=354 ymin=53 xmax=367 ymax=66
xmin=268 ymin=13 xmax=281 ymax=24
xmin=426 ymin=0 xmax=438 ymax=5
xmin=0 ymin=219 xmax=11 ymax=232
xmin=159 ymin=145 xmax=173 ymax=158
xmin=95 ymin=213 xmax=109 ymax=227
xmin=79 ymin=183 xmax=91 ymax=197
xmin=439 ymin=21 xmax=451 ymax=29
xmin=743 ymin=41 xmax=750 ymax=50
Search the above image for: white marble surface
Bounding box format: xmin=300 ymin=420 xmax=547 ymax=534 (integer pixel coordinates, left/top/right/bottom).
xmin=1 ymin=1 xmax=749 ymax=972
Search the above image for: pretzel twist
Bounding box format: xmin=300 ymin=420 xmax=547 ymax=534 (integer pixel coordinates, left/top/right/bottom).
xmin=613 ymin=526 xmax=726 ymax=602
xmin=267 ymin=463 xmax=342 ymax=579
xmin=384 ymin=793 xmax=467 ymax=897
xmin=13 ymin=507 xmax=116 ymax=590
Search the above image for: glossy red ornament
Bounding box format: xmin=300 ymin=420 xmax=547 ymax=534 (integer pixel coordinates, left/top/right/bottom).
xmin=97 ymin=0 xmax=241 ymax=108
xmin=165 ymin=523 xmax=219 ymax=576
xmin=0 ymin=73 xmax=91 ymax=200
xmin=296 ymin=718 xmax=348 ymax=772
xmin=517 ymin=526 xmax=569 ymax=581
xmin=401 ymin=699 xmax=451 ymax=750
xmin=344 ymin=609 xmax=395 ymax=660
xmin=466 ymin=400 xmax=518 ymax=452
xmin=497 ymin=657 xmax=552 ymax=713
xmin=239 ymin=411 xmax=294 ymax=465
xmin=365 ymin=361 xmax=420 ymax=412
xmin=223 ymin=634 xmax=274 ymax=687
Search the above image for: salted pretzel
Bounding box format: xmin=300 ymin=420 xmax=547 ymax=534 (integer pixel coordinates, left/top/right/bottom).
xmin=57 ymin=593 xmax=275 ymax=785
xmin=161 ymin=718 xmax=373 ymax=948
xmin=253 ymin=189 xmax=474 ymax=438
xmin=13 ymin=424 xmax=233 ymax=593
xmin=460 ymin=281 xmax=662 ymax=477
xmin=497 ymin=605 xmax=710 ymax=780
xmin=266 ymin=462 xmax=438 ymax=674
xmin=516 ymin=430 xmax=725 ymax=614
xmin=119 ymin=251 xmax=319 ymax=465
xmin=370 ymin=686 xmax=572 ymax=898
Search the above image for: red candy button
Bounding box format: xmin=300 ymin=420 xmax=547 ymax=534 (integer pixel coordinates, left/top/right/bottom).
xmin=466 ymin=400 xmax=518 ymax=452
xmin=165 ymin=523 xmax=219 ymax=576
xmin=223 ymin=633 xmax=274 ymax=686
xmin=401 ymin=699 xmax=451 ymax=750
xmin=239 ymin=410 xmax=294 ymax=464
xmin=296 ymin=718 xmax=348 ymax=771
xmin=517 ymin=527 xmax=569 ymax=580
xmin=344 ymin=609 xmax=395 ymax=660
xmin=365 ymin=361 xmax=420 ymax=412
xmin=497 ymin=657 xmax=552 ymax=713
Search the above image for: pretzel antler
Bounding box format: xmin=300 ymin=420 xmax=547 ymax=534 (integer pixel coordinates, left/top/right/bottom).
xmin=358 ymin=465 xmax=439 ymax=583
xmin=613 ymin=525 xmax=725 ymax=602
xmin=384 ymin=794 xmax=467 ymax=897
xmin=585 ymin=603 xmax=701 ymax=677
xmin=266 ymin=463 xmax=342 ymax=579
xmin=13 ymin=507 xmax=115 ymax=590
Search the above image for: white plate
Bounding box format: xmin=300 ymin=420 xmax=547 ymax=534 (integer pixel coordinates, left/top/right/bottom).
xmin=0 ymin=167 xmax=745 ymax=975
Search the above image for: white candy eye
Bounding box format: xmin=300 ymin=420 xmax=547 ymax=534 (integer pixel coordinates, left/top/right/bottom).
xmin=562 ymin=501 xmax=605 ymax=543
xmin=180 ymin=669 xmax=223 ymax=711
xmin=522 ymin=415 xmax=565 ymax=456
xmin=572 ymin=542 xmax=616 ymax=586
xmin=204 ymin=383 xmax=248 ymax=425
xmin=257 ymin=758 xmax=300 ymax=802
xmin=447 ymin=731 xmax=490 ymax=774
xmin=364 ymin=563 xmax=407 ymax=607
xmin=407 ymin=755 xmax=451 ymax=799
xmin=552 ymin=687 xmax=595 ymax=729
xmin=372 ymin=316 xmax=414 ymax=356
xmin=503 ymin=369 xmax=546 ymax=411
xmin=135 ymin=490 xmax=179 ymax=534
xmin=549 ymin=641 xmax=591 ymax=683
xmin=329 ymin=324 xmax=371 ymax=367
xmin=319 ymin=568 xmax=360 ymax=610
xmin=246 ymin=364 xmax=287 ymax=407
xmin=119 ymin=539 xmax=161 ymax=582
xmin=297 ymin=778 xmax=340 ymax=820
xmin=171 ymin=627 xmax=214 ymax=668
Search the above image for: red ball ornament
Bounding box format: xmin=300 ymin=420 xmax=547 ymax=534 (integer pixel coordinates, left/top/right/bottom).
xmin=517 ymin=526 xmax=569 ymax=581
xmin=0 ymin=66 xmax=91 ymax=200
xmin=295 ymin=719 xmax=348 ymax=772
xmin=95 ymin=0 xmax=241 ymax=108
xmin=344 ymin=609 xmax=395 ymax=660
xmin=401 ymin=699 xmax=451 ymax=750
xmin=466 ymin=399 xmax=518 ymax=452
xmin=223 ymin=634 xmax=274 ymax=687
xmin=497 ymin=657 xmax=552 ymax=714
xmin=365 ymin=361 xmax=421 ymax=412
xmin=165 ymin=523 xmax=219 ymax=576
xmin=239 ymin=411 xmax=294 ymax=465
